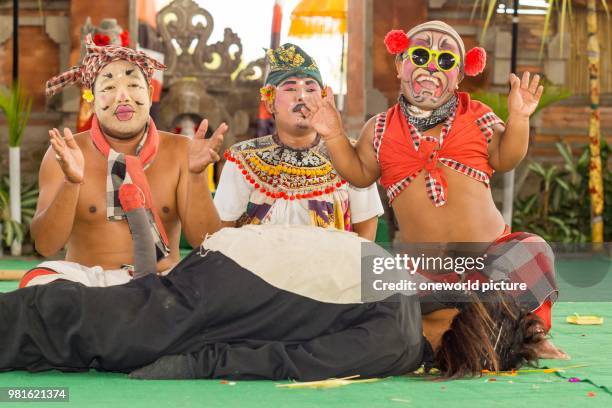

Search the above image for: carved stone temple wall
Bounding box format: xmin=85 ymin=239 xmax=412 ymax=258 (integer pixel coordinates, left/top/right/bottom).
xmin=0 ymin=0 xmax=266 ymax=182
xmin=154 ymin=0 xmax=266 ymax=150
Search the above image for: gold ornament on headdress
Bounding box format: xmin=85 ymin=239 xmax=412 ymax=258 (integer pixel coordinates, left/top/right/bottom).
xmin=266 ymin=49 xmax=278 ymax=66
xmin=271 ymin=45 xmax=305 ymax=69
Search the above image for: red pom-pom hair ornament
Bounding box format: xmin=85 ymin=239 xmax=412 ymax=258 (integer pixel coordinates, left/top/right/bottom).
xmin=120 ymin=30 xmax=130 ymax=47
xmin=384 ymin=30 xmax=410 ymax=54
xmin=93 ymin=33 xmax=110 ymax=46
xmin=464 ymin=47 xmax=487 ymax=76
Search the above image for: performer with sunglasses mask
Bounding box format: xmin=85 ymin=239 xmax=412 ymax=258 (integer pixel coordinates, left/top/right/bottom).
xmin=300 ymin=21 xmax=561 ymax=353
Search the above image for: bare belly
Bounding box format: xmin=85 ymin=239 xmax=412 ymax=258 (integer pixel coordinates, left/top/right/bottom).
xmin=65 ymin=219 xmax=180 ymax=272
xmin=392 ymin=168 xmax=506 ymax=243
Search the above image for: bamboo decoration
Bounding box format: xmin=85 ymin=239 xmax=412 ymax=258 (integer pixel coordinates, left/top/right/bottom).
xmin=587 ymin=0 xmax=605 ymax=243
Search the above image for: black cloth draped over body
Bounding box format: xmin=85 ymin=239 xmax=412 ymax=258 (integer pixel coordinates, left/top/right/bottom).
xmin=0 ymin=249 xmax=427 ymax=381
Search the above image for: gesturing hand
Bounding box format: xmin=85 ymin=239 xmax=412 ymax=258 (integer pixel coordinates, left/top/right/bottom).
xmin=302 ymin=86 xmax=345 ymax=141
xmin=49 ymin=128 xmax=84 ymax=184
xmin=508 ymin=72 xmax=544 ymax=119
xmin=188 ymin=119 xmax=227 ymax=174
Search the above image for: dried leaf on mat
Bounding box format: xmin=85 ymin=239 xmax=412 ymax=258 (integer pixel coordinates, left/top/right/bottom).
xmin=276 ymin=375 xmax=381 ymax=389
xmin=482 ymin=364 xmax=588 ymax=376
xmin=566 ymin=314 xmax=604 ymax=325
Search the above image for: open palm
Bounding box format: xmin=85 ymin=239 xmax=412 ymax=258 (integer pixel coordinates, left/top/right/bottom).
xmin=49 ymin=128 xmax=84 ymax=183
xmin=302 ymin=87 xmax=344 ymax=139
xmin=189 ymin=119 xmax=227 ymax=174
xmin=508 ymin=72 xmax=544 ymax=118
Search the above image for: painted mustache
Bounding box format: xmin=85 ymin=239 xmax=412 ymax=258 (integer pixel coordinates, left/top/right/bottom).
xmin=292 ymin=103 xmax=307 ymax=113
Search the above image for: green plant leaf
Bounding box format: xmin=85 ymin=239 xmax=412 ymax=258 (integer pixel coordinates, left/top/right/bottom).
xmin=549 ymin=216 xmax=571 ymax=236
xmin=555 ymin=177 xmax=570 ymax=191
xmin=0 ymin=82 xmax=33 ymax=147
xmin=4 ymin=220 xmax=14 ymax=246
xmin=20 ymin=197 xmax=38 ymax=208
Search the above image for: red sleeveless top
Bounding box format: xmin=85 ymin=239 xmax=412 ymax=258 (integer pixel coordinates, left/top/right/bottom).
xmin=374 ymin=92 xmax=503 ymax=207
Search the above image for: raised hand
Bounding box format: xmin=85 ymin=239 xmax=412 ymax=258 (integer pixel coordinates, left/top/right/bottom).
xmin=302 ymin=86 xmax=345 ymax=140
xmin=188 ymin=119 xmax=227 ymax=174
xmin=49 ymin=128 xmax=84 ymax=183
xmin=508 ymin=72 xmax=544 ymax=118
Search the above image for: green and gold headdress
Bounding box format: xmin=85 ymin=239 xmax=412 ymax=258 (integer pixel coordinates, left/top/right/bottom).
xmin=264 ymin=43 xmax=323 ymax=87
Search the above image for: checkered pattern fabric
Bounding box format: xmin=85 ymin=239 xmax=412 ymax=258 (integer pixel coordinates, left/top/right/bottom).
xmin=476 ymin=112 xmax=504 ymax=143
xmin=91 ymin=117 xmax=170 ymax=262
xmin=373 ymin=112 xmax=387 ymax=161
xmin=438 ymin=158 xmax=490 ymax=185
xmin=106 ymin=138 xmax=147 ymax=221
xmin=385 ymin=171 xmax=420 ymax=203
xmin=418 ymin=231 xmax=558 ymax=312
xmin=379 ymin=106 xmax=496 ymax=206
xmin=45 ymin=34 xmax=166 ymax=96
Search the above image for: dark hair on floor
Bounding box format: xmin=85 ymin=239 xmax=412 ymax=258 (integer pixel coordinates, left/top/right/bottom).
xmin=435 ymin=290 xmax=547 ymax=379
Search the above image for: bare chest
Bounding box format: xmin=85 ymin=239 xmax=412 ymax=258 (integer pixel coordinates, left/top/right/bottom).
xmin=75 ymin=154 xmax=180 ymax=224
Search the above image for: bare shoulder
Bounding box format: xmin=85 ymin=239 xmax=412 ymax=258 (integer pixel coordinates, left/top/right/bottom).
xmin=355 ymin=115 xmax=379 ymax=148
xmin=73 ymin=130 xmax=91 ymax=141
xmin=359 ymin=116 xmax=378 ymax=139
xmin=159 ymin=131 xmax=190 ymax=153
xmin=73 ymin=130 xmax=93 ymax=150
xmin=159 ymin=131 xmax=190 ymax=143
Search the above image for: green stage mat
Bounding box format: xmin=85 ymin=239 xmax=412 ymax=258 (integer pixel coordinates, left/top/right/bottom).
xmin=0 ymin=263 xmax=611 ymax=407
xmin=0 ymin=258 xmax=40 ymax=270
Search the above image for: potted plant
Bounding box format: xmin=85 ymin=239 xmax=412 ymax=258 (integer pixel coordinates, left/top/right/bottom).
xmin=0 ymin=82 xmax=32 ymax=256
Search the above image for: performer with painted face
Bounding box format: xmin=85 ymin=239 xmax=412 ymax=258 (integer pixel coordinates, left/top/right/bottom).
xmin=22 ymin=35 xmax=225 ymax=288
xmin=299 ymin=22 xmax=558 ymax=340
xmin=214 ymin=44 xmax=383 ymax=240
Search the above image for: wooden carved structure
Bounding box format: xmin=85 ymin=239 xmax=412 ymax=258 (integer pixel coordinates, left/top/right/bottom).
xmin=156 ymin=0 xmax=266 ymax=146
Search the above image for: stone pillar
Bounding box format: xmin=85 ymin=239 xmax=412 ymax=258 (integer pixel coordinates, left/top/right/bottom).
xmin=129 ymin=0 xmax=138 ymax=46
xmin=544 ymin=32 xmax=569 ymax=86
xmin=346 ymin=0 xmax=367 ymax=138
xmin=45 ymin=16 xmax=73 ymax=112
xmin=491 ymin=27 xmax=512 ymax=87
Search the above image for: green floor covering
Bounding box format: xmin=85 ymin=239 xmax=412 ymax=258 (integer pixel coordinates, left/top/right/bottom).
xmin=0 ymin=258 xmax=41 ymax=271
xmin=0 ymin=260 xmax=611 ymax=407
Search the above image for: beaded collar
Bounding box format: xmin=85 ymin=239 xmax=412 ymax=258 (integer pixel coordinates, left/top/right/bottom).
xmin=223 ymin=134 xmax=347 ymax=200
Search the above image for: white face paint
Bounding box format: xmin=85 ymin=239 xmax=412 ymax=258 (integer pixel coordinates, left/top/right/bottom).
xmin=268 ymin=76 xmax=322 ymax=133
xmin=93 ymin=60 xmax=152 ymax=140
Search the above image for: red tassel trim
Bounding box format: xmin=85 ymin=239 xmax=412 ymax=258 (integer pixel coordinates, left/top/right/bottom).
xmin=224 ymin=150 xmax=348 ymax=201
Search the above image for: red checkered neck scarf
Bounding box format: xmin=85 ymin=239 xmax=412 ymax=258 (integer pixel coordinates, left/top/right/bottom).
xmin=45 ymin=34 xmax=166 ymax=97
xmin=90 ymin=115 xmax=170 ymax=262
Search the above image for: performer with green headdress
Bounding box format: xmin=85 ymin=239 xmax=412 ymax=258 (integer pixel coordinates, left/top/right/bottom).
xmin=214 ymin=43 xmax=383 ymax=240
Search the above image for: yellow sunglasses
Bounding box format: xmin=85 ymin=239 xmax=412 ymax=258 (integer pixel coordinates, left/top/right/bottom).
xmin=402 ymin=46 xmax=460 ymax=72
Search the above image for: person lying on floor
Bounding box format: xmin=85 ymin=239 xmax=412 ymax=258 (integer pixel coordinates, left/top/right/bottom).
xmin=0 ymin=187 xmax=565 ymax=380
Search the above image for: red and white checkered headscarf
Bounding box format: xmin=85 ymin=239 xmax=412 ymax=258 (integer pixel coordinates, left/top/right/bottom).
xmin=45 ymin=34 xmax=166 ymax=97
